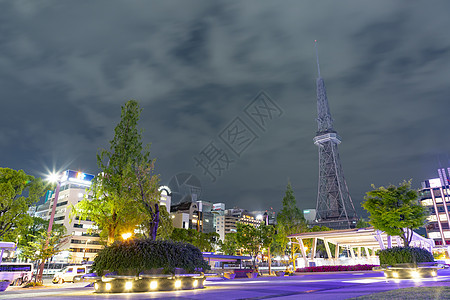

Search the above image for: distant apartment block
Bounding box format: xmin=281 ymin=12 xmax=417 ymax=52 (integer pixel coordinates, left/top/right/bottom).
xmin=420 ymin=168 xmax=450 ymax=248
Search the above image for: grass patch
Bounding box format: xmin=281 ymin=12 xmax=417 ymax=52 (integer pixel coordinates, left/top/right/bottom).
xmin=23 ymin=281 xmax=43 ymax=288
xmin=351 ymin=286 xmax=450 ymax=299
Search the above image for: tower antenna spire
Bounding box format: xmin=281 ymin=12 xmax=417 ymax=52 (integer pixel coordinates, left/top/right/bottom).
xmin=314 ymin=40 xmax=321 ymax=78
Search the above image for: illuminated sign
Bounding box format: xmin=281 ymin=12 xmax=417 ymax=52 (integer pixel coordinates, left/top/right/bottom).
xmin=158 ymin=185 xmax=172 ymax=195
xmin=62 ymin=170 xmax=95 ymax=185
xmin=429 ymin=178 xmax=442 ymax=188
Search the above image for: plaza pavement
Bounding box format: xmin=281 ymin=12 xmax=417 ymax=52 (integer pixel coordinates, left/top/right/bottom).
xmin=1 ymin=269 xmax=450 ymax=299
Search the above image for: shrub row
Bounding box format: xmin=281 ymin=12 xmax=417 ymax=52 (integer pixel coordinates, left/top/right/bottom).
xmin=377 ymin=247 xmax=434 ymax=265
xmin=295 ymin=264 xmax=377 ymax=273
xmin=92 ymin=239 xmax=210 ymax=276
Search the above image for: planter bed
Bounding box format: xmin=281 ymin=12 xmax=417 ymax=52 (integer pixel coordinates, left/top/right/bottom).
xmin=374 ymin=262 xmax=446 ymax=279
xmin=94 ymin=274 xmax=205 ymax=293
xmin=295 ymin=264 xmax=378 ymax=273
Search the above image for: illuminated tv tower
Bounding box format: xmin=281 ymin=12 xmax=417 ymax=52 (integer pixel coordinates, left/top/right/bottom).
xmin=313 ymin=41 xmax=358 ymax=229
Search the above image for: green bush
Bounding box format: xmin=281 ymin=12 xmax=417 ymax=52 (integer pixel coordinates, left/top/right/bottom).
xmin=92 ymin=239 xmax=210 ymax=276
xmin=377 ymin=247 xmax=434 ymax=266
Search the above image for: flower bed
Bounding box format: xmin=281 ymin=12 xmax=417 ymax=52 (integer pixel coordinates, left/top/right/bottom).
xmin=295 ymin=264 xmax=378 ymax=273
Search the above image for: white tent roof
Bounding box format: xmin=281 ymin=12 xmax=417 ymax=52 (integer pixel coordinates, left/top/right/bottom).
xmin=288 ymin=227 xmax=433 ymax=250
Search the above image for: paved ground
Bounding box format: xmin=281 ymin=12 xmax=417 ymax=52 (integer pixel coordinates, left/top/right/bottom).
xmin=2 ymin=269 xmax=450 ymax=299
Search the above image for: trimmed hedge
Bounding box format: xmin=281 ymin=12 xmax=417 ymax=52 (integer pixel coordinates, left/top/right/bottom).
xmin=377 ymin=247 xmax=434 ymax=266
xmin=92 ymin=239 xmax=210 ymax=276
xmin=296 ymin=264 xmax=377 ymax=273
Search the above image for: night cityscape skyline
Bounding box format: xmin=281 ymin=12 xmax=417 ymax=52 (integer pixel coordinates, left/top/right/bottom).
xmin=2 ymin=1 xmax=450 ymax=217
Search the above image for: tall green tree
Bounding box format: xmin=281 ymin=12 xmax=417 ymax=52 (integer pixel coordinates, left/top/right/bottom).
xmin=74 ymin=100 xmax=162 ymax=244
xmin=0 ymin=168 xmax=45 ymax=240
xmin=362 ymin=180 xmax=427 ymax=247
xmin=274 ymin=182 xmax=307 ymax=258
xmin=220 ymin=233 xmax=238 ymax=255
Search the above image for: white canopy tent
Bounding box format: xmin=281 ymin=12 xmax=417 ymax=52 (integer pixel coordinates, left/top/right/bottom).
xmin=288 ymin=227 xmax=434 ymax=267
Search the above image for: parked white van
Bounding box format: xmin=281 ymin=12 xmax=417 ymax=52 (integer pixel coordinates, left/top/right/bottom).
xmin=52 ymin=265 xmax=91 ymax=284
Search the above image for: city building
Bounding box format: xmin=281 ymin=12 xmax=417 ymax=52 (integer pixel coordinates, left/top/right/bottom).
xmin=197 ymin=201 xmax=214 ymax=233
xmin=158 ymin=186 xmax=172 ymax=213
xmin=33 ymin=170 xmax=174 ymax=264
xmin=213 ymin=208 xmax=262 ymax=241
xmin=250 ymin=209 xmax=277 ymax=226
xmin=420 ymin=168 xmax=450 ymax=252
xmin=170 ymin=201 xmax=201 ymax=231
xmin=35 ymin=170 xmax=102 ymax=263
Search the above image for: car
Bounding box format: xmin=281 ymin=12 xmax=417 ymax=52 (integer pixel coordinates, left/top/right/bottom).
xmin=52 ymin=265 xmax=91 ymax=284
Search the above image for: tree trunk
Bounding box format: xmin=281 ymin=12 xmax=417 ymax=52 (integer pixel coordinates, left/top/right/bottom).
xmin=107 ymin=227 xmax=115 ymax=246
xmin=402 ymin=229 xmax=411 ymax=247
xmin=268 ymin=247 xmax=272 ymax=275
xmin=291 ymin=244 xmax=296 ymax=270
xmin=149 ymin=203 xmax=160 ymax=241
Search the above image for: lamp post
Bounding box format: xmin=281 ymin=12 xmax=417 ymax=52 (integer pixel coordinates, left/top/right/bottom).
xmin=37 ymin=172 xmax=62 ymax=281
xmin=83 ymin=239 xmax=91 ymax=261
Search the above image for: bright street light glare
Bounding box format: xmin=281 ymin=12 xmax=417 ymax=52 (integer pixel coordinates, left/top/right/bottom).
xmin=47 ymin=172 xmax=59 ymax=183
xmin=122 ymin=232 xmax=132 ymax=240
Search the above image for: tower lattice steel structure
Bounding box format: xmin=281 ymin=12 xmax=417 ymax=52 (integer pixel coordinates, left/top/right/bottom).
xmin=313 ymin=42 xmax=358 ymax=229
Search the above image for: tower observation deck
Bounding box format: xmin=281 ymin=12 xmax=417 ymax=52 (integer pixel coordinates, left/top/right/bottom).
xmin=313 ymin=42 xmax=358 ymax=229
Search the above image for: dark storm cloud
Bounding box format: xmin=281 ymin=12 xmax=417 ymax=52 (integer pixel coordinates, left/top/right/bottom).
xmin=1 ymin=0 xmax=450 ymax=216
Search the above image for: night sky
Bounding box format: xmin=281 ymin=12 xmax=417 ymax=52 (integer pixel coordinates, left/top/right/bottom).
xmin=1 ymin=1 xmax=450 ymax=217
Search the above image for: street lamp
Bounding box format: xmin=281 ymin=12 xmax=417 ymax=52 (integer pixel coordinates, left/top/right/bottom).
xmin=37 ymin=171 xmax=63 ymax=281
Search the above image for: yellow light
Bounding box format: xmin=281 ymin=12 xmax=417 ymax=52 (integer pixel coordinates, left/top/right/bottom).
xmin=175 ymin=280 xmax=182 ymax=288
xmin=94 ymin=283 xmax=99 ymax=290
xmin=105 ymin=283 xmax=111 ymax=291
xmin=125 ymin=281 xmax=133 ymax=290
xmin=392 ymin=272 xmax=399 ymax=278
xmin=122 ymin=232 xmax=132 ymax=240
xmin=411 ymin=271 xmax=420 ymax=278
xmin=150 ymin=280 xmax=158 ymax=290
xmin=193 ymin=280 xmax=198 ymax=288
xmin=431 ymin=271 xmax=437 ymax=276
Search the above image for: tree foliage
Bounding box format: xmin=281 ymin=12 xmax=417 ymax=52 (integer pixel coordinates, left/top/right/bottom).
xmin=16 ymin=217 xmax=66 ymax=261
xmin=377 ymin=246 xmax=434 ymax=265
xmin=74 ymin=100 xmax=163 ymax=244
xmin=273 ymin=182 xmax=307 ymax=256
xmin=235 ymin=223 xmax=275 ymax=266
xmin=356 ymin=218 xmax=370 ymax=229
xmin=20 ymin=228 xmax=69 ymax=264
xmin=362 ymin=180 xmax=427 ymax=247
xmin=170 ymin=228 xmax=219 ymax=252
xmin=220 ymin=232 xmax=238 ymax=256
xmin=0 ymin=168 xmax=46 ymax=239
